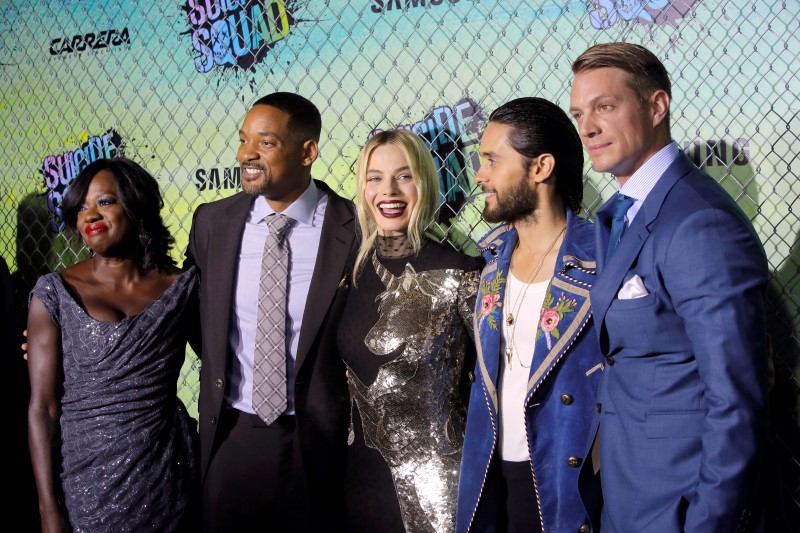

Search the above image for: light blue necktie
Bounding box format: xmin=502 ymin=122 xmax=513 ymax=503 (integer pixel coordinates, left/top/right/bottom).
xmin=606 ymin=193 xmax=634 ymax=264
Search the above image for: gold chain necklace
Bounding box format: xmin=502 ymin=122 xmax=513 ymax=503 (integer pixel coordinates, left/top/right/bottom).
xmin=504 ymin=224 xmax=566 ymax=367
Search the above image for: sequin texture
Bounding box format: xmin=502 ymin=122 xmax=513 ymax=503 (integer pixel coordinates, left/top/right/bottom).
xmin=31 ymin=269 xmax=199 ymax=532
xmin=345 ymin=248 xmax=479 ymax=533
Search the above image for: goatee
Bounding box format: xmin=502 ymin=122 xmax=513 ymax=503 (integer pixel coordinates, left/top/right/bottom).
xmin=482 ymin=177 xmax=537 ymax=224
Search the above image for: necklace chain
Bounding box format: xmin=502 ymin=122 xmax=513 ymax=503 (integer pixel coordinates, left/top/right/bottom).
xmin=504 ymin=224 xmax=566 ymax=369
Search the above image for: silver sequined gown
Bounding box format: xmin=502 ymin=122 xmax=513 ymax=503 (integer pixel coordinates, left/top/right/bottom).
xmin=337 ymin=238 xmax=481 ymax=533
xmin=31 ymin=268 xmax=199 ymax=533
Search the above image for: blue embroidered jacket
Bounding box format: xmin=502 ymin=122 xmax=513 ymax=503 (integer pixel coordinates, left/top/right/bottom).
xmin=456 ymin=211 xmax=603 ymax=533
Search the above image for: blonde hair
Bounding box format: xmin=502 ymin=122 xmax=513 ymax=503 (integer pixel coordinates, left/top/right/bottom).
xmin=352 ymin=129 xmax=440 ymax=283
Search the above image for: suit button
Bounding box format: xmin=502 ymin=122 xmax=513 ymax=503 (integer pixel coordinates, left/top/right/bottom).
xmin=596 ymin=403 xmax=602 ymax=413
xmin=579 ymin=525 xmax=591 ymax=533
xmin=211 ymin=417 xmax=217 ymax=424
xmin=567 ymin=456 xmax=582 ymax=468
xmin=468 ymin=371 xmax=475 ymax=383
xmin=560 ymin=394 xmax=574 ymax=405
xmin=215 ymin=378 xmax=224 ymax=389
xmin=606 ymin=356 xmax=615 ymax=366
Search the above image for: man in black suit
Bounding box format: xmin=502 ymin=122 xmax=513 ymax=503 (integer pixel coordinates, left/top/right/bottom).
xmin=187 ymin=92 xmax=356 ymax=532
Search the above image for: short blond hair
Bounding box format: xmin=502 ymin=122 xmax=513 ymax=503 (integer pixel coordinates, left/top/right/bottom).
xmin=572 ymin=42 xmax=672 ymax=133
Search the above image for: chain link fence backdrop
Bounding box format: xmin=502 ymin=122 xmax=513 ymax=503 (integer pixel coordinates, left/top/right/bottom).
xmin=2 ymin=0 xmax=798 ymax=528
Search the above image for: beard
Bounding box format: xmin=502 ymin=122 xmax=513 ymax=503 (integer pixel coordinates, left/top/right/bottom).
xmin=482 ymin=176 xmax=538 ymax=224
xmin=241 ymin=165 xmax=271 ymax=196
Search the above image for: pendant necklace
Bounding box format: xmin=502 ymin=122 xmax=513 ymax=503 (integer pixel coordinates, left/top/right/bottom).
xmin=504 ymin=224 xmax=566 ymax=367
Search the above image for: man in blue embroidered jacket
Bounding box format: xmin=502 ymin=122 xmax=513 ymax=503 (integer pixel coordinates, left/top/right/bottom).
xmin=457 ymin=97 xmax=603 ymax=533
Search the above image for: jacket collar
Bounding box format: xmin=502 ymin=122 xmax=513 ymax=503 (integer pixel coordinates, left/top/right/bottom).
xmin=474 ymin=211 xmax=597 ymax=412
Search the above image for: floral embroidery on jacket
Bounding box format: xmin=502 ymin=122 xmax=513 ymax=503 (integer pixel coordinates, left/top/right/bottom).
xmin=479 ymin=269 xmax=506 ymax=330
xmin=537 ymin=290 xmax=577 ymax=349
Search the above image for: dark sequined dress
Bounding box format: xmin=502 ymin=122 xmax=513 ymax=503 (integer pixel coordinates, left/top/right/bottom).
xmin=337 ymin=237 xmax=482 ymax=533
xmin=31 ymin=267 xmax=200 ymax=533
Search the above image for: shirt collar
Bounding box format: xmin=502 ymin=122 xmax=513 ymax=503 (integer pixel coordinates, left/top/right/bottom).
xmin=619 ymin=141 xmax=680 ymax=201
xmin=248 ymin=179 xmax=320 ymax=226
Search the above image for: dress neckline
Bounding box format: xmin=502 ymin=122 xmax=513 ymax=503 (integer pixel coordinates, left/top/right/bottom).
xmin=52 ymin=266 xmax=195 ymax=325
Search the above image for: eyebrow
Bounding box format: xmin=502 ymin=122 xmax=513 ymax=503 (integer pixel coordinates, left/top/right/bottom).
xmin=569 ymin=94 xmax=618 ymax=112
xmin=480 ymin=150 xmax=497 ymax=158
xmin=238 ymin=129 xmax=280 ymax=138
xmin=367 ymin=165 xmax=411 ymax=174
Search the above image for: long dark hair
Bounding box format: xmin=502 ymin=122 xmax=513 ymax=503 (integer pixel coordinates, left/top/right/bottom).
xmin=489 ymin=97 xmax=584 ymax=214
xmin=60 ymin=157 xmax=178 ymax=271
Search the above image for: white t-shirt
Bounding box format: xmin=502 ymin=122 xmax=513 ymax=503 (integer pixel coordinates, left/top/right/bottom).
xmin=499 ymin=273 xmax=549 ymax=461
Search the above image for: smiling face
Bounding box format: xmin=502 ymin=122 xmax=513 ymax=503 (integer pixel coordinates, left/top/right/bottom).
xmin=237 ymin=104 xmax=317 ymax=210
xmin=474 ymin=121 xmax=538 ymax=224
xmin=76 ymin=169 xmax=133 ymax=255
xmin=363 ymin=143 xmax=419 ymax=236
xmin=569 ymin=67 xmax=668 ymax=185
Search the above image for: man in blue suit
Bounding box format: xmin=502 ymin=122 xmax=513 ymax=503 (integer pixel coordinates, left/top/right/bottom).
xmin=569 ymin=42 xmax=769 ymax=532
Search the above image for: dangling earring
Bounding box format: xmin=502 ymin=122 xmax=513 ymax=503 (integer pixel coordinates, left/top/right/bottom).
xmin=138 ymin=226 xmax=152 ymax=253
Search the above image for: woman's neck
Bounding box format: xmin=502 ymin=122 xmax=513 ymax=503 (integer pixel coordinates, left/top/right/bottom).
xmin=375 ymin=233 xmax=415 ymax=258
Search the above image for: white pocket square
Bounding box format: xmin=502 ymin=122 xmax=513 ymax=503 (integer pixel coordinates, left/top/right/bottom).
xmin=617 ymin=274 xmax=649 ymax=299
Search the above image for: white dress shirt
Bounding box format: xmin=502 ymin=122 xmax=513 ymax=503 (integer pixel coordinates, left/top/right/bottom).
xmin=227 ymin=180 xmax=328 ymax=415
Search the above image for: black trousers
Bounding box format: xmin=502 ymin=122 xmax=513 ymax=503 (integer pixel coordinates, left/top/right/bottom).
xmin=202 ymin=408 xmax=317 ymax=533
xmin=499 ymin=459 xmax=542 ymax=533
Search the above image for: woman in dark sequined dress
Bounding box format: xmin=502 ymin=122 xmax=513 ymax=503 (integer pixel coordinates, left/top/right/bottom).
xmin=337 ymin=130 xmax=483 ymax=532
xmin=26 ymin=157 xmax=199 ymax=533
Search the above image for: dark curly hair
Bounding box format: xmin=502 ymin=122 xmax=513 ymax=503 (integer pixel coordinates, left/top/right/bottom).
xmin=60 ymin=157 xmax=178 ymax=272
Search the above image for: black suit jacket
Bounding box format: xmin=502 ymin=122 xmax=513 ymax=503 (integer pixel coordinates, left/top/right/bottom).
xmin=186 ymin=179 xmax=356 ymax=516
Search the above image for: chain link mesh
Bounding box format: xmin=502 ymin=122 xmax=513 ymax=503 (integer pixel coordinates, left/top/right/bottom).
xmin=2 ymin=0 xmax=798 ymax=527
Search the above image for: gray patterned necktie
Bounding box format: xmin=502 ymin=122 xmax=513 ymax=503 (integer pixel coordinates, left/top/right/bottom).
xmin=253 ymin=213 xmax=293 ymax=425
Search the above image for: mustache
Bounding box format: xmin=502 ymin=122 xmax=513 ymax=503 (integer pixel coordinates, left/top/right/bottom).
xmin=466 ymin=190 xmax=492 ymax=202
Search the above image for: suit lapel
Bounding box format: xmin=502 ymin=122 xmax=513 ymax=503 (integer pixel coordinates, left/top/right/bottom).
xmin=526 ymin=214 xmax=596 ymax=398
xmin=211 ymin=193 xmax=253 ymax=356
xmin=591 ymin=220 xmax=650 ymax=336
xmin=595 ymin=197 xmax=614 ymax=273
xmin=592 ymin=152 xmax=696 ymax=333
xmin=295 ymin=182 xmax=355 ymax=370
xmin=474 ymin=228 xmax=516 ymax=414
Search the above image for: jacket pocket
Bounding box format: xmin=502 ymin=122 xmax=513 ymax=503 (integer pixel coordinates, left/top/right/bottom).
xmin=609 ymin=291 xmax=657 ymax=310
xmin=645 ymin=410 xmax=706 ymax=438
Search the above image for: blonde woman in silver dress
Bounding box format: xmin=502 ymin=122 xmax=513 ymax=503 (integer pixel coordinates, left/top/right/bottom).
xmin=337 ymin=129 xmax=482 ymax=532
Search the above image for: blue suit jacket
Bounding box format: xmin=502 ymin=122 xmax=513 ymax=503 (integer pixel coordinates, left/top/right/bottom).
xmin=581 ymin=152 xmax=769 ymax=532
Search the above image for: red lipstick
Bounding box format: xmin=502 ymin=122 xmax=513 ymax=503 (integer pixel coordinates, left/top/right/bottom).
xmin=85 ymin=224 xmax=107 ymax=236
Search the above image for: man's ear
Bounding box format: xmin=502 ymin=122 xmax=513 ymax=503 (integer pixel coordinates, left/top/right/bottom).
xmin=301 ymin=139 xmax=319 ymax=167
xmin=650 ymin=90 xmax=670 ymax=129
xmin=529 ymin=153 xmax=556 ymax=184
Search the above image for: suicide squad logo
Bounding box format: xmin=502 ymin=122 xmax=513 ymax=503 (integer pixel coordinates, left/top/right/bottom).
xmin=42 ymin=129 xmax=123 ymax=232
xmin=183 ymin=0 xmax=299 ymax=73
xmin=371 ymin=97 xmax=486 ymax=222
xmin=588 ymin=0 xmax=702 ymax=28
